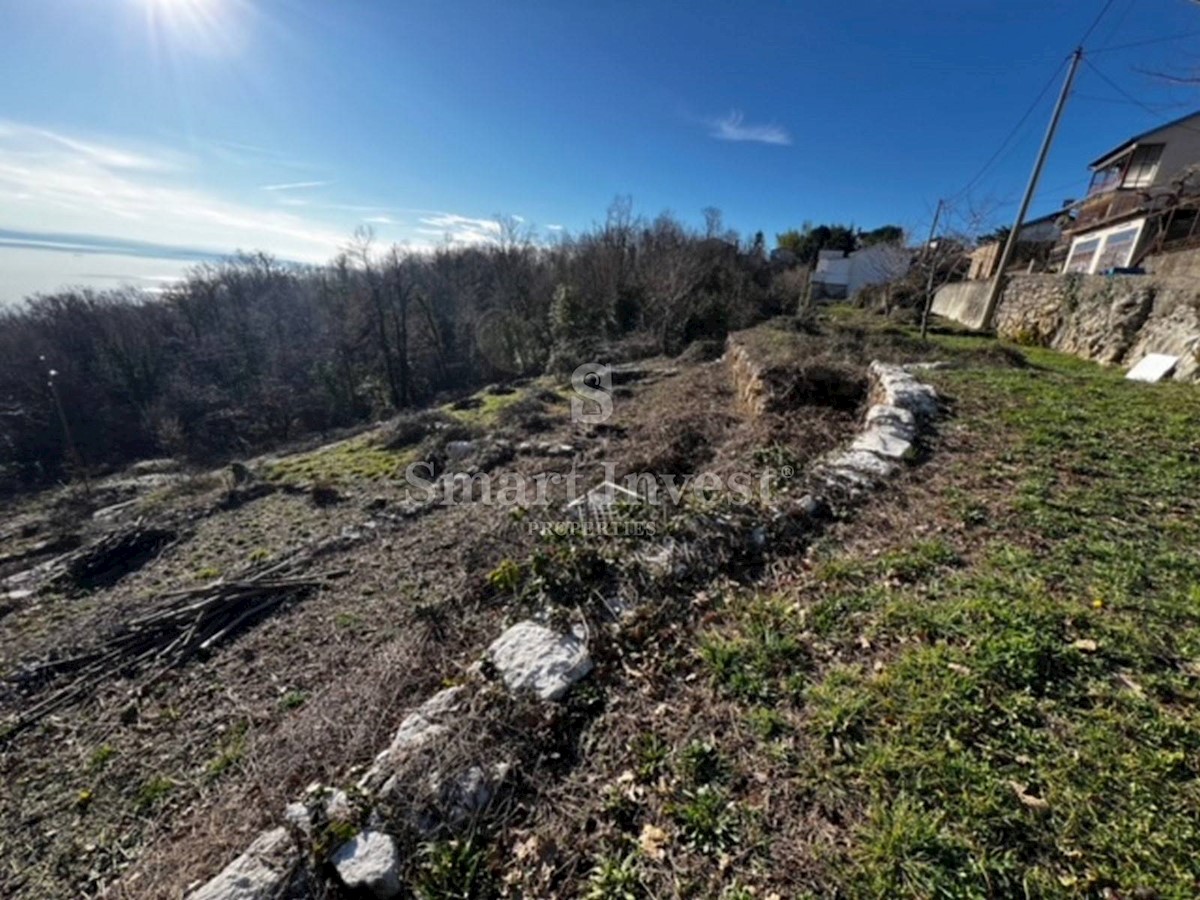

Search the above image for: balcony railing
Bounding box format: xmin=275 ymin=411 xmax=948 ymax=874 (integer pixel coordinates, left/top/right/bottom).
xmin=1070 ymin=189 xmax=1156 ymax=233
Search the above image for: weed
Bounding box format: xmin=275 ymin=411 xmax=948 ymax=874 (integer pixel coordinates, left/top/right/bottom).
xmin=205 ymin=723 xmax=248 ymax=779
xmin=486 ymin=558 xmax=523 ymax=594
xmin=679 ymin=740 xmax=727 ymax=786
xmin=135 ymin=775 xmax=175 ymax=811
xmin=87 ymin=745 xmax=116 ymax=772
xmin=670 ymin=786 xmax=739 ymax=854
xmin=630 ymin=733 xmax=669 ymax=784
xmin=747 ymin=706 xmax=789 ymax=741
xmin=279 ymin=691 xmax=307 ymax=711
xmin=413 ymin=836 xmax=498 ymax=900
xmin=584 ymin=852 xmax=644 ymax=900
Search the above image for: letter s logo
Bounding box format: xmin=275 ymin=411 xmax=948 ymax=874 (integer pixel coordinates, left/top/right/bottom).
xmin=570 ymin=363 xmax=612 ymax=424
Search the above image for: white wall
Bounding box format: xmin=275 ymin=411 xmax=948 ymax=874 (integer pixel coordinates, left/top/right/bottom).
xmin=847 ymin=243 xmax=910 ymax=296
xmin=813 ymin=253 xmax=850 ymax=288
xmin=1153 ymin=117 xmax=1200 ymax=189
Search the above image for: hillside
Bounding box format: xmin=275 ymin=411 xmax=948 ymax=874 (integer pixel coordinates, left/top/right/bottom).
xmin=2 ymin=310 xmax=1198 ymax=898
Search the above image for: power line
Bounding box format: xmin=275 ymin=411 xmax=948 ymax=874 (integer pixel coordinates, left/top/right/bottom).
xmin=1088 ymin=28 xmax=1200 ymax=55
xmin=946 ymin=56 xmax=1070 ymax=202
xmin=1082 ymin=57 xmax=1200 ymax=135
xmin=1079 ymin=0 xmax=1120 ymax=47
xmin=1074 ymin=91 xmax=1192 ymax=111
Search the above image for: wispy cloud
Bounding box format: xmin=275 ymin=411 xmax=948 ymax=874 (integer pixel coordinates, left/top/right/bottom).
xmin=0 ymin=119 xmax=180 ymax=171
xmin=363 ymin=215 xmax=397 ymax=225
xmin=415 ymin=213 xmax=503 ymax=246
xmin=260 ymin=180 xmax=332 ymax=191
xmin=0 ymin=121 xmax=348 ymax=265
xmin=708 ymin=110 xmax=791 ymax=146
xmin=0 ymin=227 xmax=231 ymax=264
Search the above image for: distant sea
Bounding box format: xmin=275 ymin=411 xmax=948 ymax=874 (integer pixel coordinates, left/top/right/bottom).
xmin=0 ymin=245 xmax=192 ymax=307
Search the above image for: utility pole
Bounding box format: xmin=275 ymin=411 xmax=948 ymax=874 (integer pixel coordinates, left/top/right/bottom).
xmin=919 ymin=198 xmax=946 ymax=340
xmin=981 ymin=48 xmax=1083 ymax=331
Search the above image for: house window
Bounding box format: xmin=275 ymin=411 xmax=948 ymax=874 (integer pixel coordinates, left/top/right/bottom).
xmin=1093 ymin=226 xmax=1140 ymax=271
xmin=1122 ymin=144 xmax=1163 ymax=189
xmin=1088 ymin=161 xmax=1125 ymax=196
xmin=1065 ymin=237 xmax=1101 ymax=273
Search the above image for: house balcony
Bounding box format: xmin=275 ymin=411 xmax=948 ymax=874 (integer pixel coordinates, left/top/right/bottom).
xmin=1068 ymin=189 xmax=1164 ymax=234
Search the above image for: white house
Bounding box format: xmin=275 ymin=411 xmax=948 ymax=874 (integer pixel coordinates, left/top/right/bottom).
xmin=1062 ymin=110 xmax=1200 ymax=274
xmin=812 ymin=243 xmax=911 ymax=300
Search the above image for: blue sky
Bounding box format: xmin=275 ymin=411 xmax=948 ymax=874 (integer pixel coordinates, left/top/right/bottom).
xmin=2 ymin=0 xmax=1199 ymax=302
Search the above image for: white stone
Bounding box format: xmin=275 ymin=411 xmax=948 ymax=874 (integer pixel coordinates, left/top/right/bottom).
xmin=487 ymin=621 xmax=593 ymax=701
xmin=851 ymin=424 xmax=914 ymax=460
xmin=870 ymin=361 xmax=938 ymax=417
xmin=359 ymin=686 xmax=467 ymax=792
xmin=283 ymin=803 xmax=313 ymax=839
xmin=332 ymin=830 xmax=402 ymax=899
xmin=421 ymin=761 xmax=512 ymax=831
xmin=818 ymin=466 xmax=875 ymax=496
xmin=326 ymin=788 xmax=353 ymax=824
xmin=187 ymin=828 xmax=296 ymax=900
xmin=827 ymin=450 xmax=897 ymax=479
xmin=865 ymin=404 xmax=916 ymax=437
xmin=1126 ymin=353 xmax=1179 ymax=383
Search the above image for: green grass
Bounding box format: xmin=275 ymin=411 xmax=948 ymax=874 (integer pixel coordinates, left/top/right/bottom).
xmin=413 ymin=836 xmax=499 ymax=900
xmin=441 ymin=381 xmax=565 ymax=428
xmin=798 ymin=341 xmax=1200 ymax=896
xmin=134 ymin=775 xmax=176 ymax=812
xmin=266 ymin=433 xmax=417 ymax=484
xmin=204 ymin=722 xmax=248 ymax=780
xmin=664 ymin=331 xmax=1200 ymax=896
xmin=699 ymin=594 xmax=809 ymax=704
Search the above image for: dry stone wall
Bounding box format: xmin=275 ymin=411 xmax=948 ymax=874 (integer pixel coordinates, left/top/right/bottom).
xmin=726 ymin=335 xmax=772 ymax=415
xmin=933 ymin=273 xmax=1200 ymax=381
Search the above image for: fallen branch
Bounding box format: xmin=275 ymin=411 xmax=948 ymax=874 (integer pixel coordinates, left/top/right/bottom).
xmin=1 ymin=570 xmax=322 ymax=744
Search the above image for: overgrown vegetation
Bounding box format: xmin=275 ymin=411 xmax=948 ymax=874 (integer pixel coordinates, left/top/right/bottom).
xmin=0 ymin=200 xmax=840 ymax=492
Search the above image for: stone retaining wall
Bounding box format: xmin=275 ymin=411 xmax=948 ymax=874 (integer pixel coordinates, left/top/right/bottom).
xmin=726 ymin=336 xmax=772 ymax=415
xmin=933 ymin=274 xmax=1200 ymax=381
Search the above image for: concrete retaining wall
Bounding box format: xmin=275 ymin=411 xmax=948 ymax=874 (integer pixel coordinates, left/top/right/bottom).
xmin=933 ymin=274 xmax=1200 ymax=381
xmin=930 ymin=280 xmax=992 ymax=330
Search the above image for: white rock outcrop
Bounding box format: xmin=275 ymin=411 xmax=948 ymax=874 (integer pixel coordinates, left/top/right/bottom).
xmin=331 ymin=830 xmax=402 ymax=899
xmin=361 ymin=685 xmax=469 ymax=793
xmin=487 ymin=621 xmax=593 ymax=701
xmin=186 ymin=828 xmax=297 ymax=900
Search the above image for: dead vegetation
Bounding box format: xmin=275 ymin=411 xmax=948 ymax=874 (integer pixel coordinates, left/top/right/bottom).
xmin=0 ymin=314 xmax=922 ymax=898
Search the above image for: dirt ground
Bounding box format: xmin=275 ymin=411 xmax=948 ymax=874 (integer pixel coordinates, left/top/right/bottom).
xmin=0 ymin=337 xmax=856 ymax=899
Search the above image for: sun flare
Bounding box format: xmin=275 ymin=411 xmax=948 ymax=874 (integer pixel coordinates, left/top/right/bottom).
xmin=140 ymin=0 xmax=243 ymax=57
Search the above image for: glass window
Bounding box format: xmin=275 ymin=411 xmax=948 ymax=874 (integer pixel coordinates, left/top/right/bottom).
xmin=1088 ymin=161 xmax=1125 ymax=196
xmin=1065 ymin=237 xmax=1101 ymax=273
xmin=1093 ymin=226 xmax=1139 ymax=271
xmin=1123 ymin=145 xmax=1163 ymax=189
